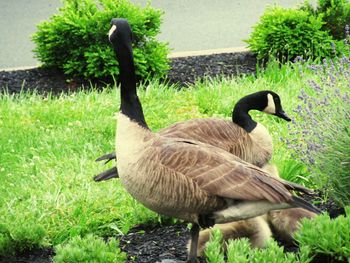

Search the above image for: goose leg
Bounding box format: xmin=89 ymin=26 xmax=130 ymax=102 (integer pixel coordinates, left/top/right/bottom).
xmin=187 ymin=223 xmax=200 ymax=263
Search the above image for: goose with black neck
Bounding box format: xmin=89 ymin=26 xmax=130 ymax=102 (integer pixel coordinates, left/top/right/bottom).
xmin=108 ymin=18 xmax=320 ymax=263
xmin=94 ymin=90 xmax=291 ymax=181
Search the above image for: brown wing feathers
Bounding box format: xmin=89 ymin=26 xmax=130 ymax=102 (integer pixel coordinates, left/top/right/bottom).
xmin=158 ymin=139 xmax=304 ymax=205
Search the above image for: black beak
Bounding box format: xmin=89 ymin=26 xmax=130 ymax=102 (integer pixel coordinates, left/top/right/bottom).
xmin=275 ymin=110 xmax=291 ymax=121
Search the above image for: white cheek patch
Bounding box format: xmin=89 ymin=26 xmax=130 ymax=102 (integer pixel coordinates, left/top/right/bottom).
xmin=262 ymin=93 xmax=276 ymax=114
xmin=108 ymin=25 xmax=117 ymax=41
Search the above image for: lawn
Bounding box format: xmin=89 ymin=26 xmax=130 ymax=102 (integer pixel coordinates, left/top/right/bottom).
xmin=0 ymin=60 xmax=349 ymax=261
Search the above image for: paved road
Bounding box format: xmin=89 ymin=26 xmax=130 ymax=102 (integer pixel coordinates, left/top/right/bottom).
xmin=0 ymin=0 xmax=308 ymax=69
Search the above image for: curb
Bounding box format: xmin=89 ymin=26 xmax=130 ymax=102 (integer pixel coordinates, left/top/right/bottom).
xmin=0 ymin=65 xmax=40 ymax=72
xmin=0 ymin=46 xmax=250 ymax=72
xmin=168 ymin=46 xmax=249 ymax=58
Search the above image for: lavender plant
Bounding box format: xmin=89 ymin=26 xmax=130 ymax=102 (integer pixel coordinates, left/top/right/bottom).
xmin=285 ymin=54 xmax=350 ymax=206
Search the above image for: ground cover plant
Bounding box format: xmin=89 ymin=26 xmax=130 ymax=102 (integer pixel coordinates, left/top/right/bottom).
xmin=203 ymin=207 xmax=350 ymax=262
xmin=295 ymin=206 xmax=350 ymax=261
xmin=204 ymin=229 xmax=312 ymax=263
xmin=0 ymin=58 xmax=349 ymax=260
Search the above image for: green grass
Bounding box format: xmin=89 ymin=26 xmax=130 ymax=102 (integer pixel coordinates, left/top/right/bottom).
xmin=0 ymin=60 xmax=347 ymax=256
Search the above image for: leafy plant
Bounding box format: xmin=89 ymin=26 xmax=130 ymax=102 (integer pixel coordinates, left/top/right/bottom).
xmin=285 ymin=55 xmax=350 ymax=206
xmin=225 ymin=238 xmax=251 ymax=263
xmin=32 ymin=0 xmax=170 ymax=79
xmin=0 ymin=221 xmax=46 ymax=256
xmin=204 ymin=229 xmax=225 ymax=263
xmin=295 ymin=206 xmax=350 ymax=261
xmin=301 ymin=0 xmax=350 ymax=40
xmin=278 ymin=159 xmax=312 ymax=186
xmin=205 ymin=235 xmax=312 ymax=263
xmin=246 ymin=7 xmax=334 ymax=62
xmin=54 ymin=234 xmax=127 ymax=263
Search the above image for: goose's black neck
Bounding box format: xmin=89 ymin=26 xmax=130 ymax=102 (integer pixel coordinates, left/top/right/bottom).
xmin=232 ymin=94 xmax=264 ymax=133
xmin=114 ymin=40 xmax=148 ymax=129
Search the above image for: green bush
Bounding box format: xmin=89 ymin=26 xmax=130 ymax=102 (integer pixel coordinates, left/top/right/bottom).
xmin=246 ymin=7 xmax=334 ymax=62
xmin=302 ymin=0 xmax=350 ymax=40
xmin=295 ymin=207 xmax=350 ymax=261
xmin=54 ymin=234 xmax=127 ymax=263
xmin=32 ymin=0 xmax=170 ymax=79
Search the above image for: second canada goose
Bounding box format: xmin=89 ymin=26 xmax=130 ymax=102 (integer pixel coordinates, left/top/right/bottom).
xmin=108 ymin=18 xmax=320 ymax=262
xmin=191 ymin=164 xmax=317 ymax=256
xmin=260 ymin=165 xmax=317 ymax=242
xmin=94 ymin=90 xmax=291 ymax=181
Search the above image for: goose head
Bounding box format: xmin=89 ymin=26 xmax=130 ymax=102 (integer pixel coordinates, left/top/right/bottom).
xmin=261 ymin=91 xmax=291 ymax=121
xmin=108 ymin=18 xmax=132 ymax=46
xmin=232 ymin=90 xmax=291 ymax=132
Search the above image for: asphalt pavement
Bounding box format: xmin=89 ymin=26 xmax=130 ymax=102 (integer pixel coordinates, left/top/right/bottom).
xmin=0 ymin=0 xmax=308 ymax=69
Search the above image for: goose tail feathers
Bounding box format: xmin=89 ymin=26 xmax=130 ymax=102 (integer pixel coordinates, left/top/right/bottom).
xmin=291 ymin=196 xmax=322 ymax=215
xmin=95 ymin=152 xmax=116 ymax=164
xmin=93 ymin=166 xmax=119 ymax=182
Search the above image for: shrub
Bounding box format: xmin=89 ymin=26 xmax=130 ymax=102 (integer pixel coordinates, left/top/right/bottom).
xmin=54 ymin=234 xmax=127 ymax=263
xmin=301 ymin=0 xmax=350 ymax=40
xmin=246 ymin=7 xmax=334 ymax=62
xmin=32 ymin=0 xmax=170 ymax=79
xmin=284 ymin=56 xmax=350 ymax=206
xmin=295 ymin=206 xmax=350 ymax=261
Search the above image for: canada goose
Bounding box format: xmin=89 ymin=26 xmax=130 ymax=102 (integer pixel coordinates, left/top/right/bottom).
xmin=263 ymin=164 xmax=317 ymax=242
xmin=267 ymin=207 xmax=316 ymax=243
xmin=94 ymin=89 xmax=291 ymax=181
xmin=108 ymin=18 xmax=320 ymax=262
xmin=191 ymin=164 xmax=317 ymax=255
xmin=263 ymin=164 xmax=317 ymax=243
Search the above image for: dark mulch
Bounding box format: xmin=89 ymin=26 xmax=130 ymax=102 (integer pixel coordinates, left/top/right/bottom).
xmin=0 ymin=52 xmax=346 ymax=262
xmin=119 ymin=223 xmax=198 ymax=263
xmin=0 ymin=248 xmax=54 ymax=263
xmin=0 ymin=51 xmax=256 ymax=94
xmin=119 ymin=192 xmax=346 ymax=263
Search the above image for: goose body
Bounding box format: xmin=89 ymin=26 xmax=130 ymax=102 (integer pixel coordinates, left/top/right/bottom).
xmin=116 ymin=114 xmax=304 ymax=223
xmin=94 ymin=91 xmax=290 ymax=181
xmin=159 ymin=117 xmax=274 ymax=168
xmin=108 ymin=19 xmax=319 ymax=262
xmin=191 ymin=164 xmax=317 ymax=255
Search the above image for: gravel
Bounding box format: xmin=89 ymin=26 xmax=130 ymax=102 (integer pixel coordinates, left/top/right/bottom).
xmin=0 ymin=52 xmax=346 ymax=263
